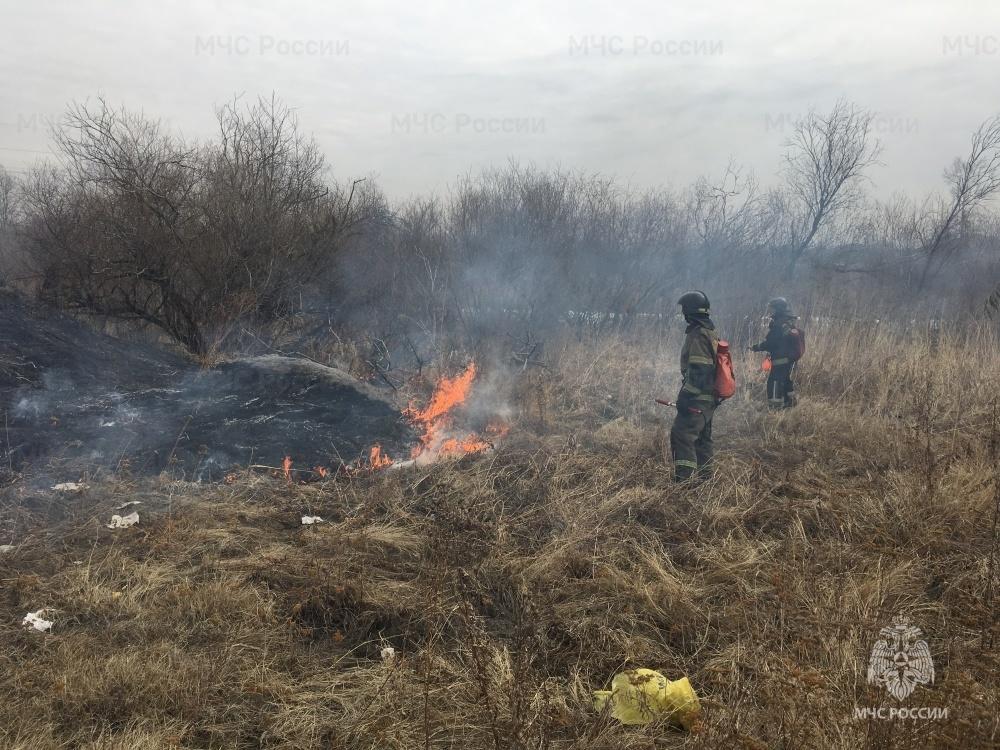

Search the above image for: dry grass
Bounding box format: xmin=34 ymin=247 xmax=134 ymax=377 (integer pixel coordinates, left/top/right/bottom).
xmin=1 ymin=318 xmax=999 ymax=749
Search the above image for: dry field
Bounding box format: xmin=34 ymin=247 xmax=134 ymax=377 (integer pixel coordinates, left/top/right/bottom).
xmin=1 ymin=317 xmax=998 ymax=749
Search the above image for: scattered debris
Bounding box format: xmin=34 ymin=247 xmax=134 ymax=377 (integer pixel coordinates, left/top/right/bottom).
xmin=380 ymin=646 xmax=396 ymax=661
xmin=22 ymin=609 xmax=54 ymax=633
xmin=301 ymin=515 xmax=324 ymax=525
xmin=107 ymin=511 xmax=140 ymax=529
xmin=0 ymin=544 xmax=15 ymax=554
xmin=593 ymin=669 xmax=700 ymax=729
xmin=52 ymin=482 xmax=86 ymax=493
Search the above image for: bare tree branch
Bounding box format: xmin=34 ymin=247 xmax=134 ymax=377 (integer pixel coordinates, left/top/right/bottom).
xmin=782 ymin=99 xmax=882 ymax=277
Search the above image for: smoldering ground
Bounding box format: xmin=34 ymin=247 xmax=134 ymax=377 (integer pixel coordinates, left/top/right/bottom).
xmin=5 ymin=357 xmax=416 ymax=482
xmin=1 ymin=295 xmax=417 ymax=481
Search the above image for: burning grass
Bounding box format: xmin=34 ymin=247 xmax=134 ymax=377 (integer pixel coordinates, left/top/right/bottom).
xmin=1 ymin=319 xmax=999 ymax=748
xmin=412 ymin=366 xmax=507 ymax=456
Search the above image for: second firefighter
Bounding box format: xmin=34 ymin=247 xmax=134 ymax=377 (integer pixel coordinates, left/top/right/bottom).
xmin=750 ymin=297 xmax=804 ymax=408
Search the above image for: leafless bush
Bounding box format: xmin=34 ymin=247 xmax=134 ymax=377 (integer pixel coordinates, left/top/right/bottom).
xmin=337 ymin=163 xmax=697 ymax=355
xmin=0 ymin=164 xmax=17 ymax=231
xmin=0 ymin=165 xmax=23 ymax=285
xmin=18 ymin=97 xmax=358 ymax=357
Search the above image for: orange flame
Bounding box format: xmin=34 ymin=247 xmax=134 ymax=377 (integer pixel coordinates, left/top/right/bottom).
xmin=282 ymin=455 xmax=293 ymax=481
xmin=344 ymin=444 xmax=394 ymax=476
xmin=369 ymin=444 xmax=393 ymax=469
xmin=404 ymin=362 xmax=477 ymax=459
xmin=405 ymin=362 xmax=479 ymax=425
xmin=355 ymin=361 xmax=509 ymax=470
xmin=438 ymin=434 xmax=491 ymax=455
xmin=402 ymin=362 xmax=510 ymax=461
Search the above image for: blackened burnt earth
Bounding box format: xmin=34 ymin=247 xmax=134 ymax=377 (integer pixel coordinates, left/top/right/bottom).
xmin=0 ymin=291 xmax=185 ymax=392
xmin=1 ymin=294 xmax=415 ymax=480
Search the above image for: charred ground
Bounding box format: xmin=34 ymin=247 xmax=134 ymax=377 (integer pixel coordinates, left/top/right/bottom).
xmin=1 ymin=293 xmax=415 ymax=481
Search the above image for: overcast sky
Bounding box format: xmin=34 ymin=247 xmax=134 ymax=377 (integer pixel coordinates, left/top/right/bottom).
xmin=2 ymin=0 xmax=999 ymax=200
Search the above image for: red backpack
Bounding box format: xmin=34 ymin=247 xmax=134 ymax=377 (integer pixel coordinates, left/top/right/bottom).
xmin=714 ymin=340 xmax=737 ymax=400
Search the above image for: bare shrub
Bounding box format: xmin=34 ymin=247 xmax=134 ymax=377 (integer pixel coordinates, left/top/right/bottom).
xmin=0 ymin=164 xmax=21 ymax=285
xmin=18 ymin=97 xmax=350 ymax=357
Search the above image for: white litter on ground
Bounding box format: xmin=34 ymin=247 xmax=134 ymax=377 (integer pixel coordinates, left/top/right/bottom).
xmin=107 ymin=511 xmax=140 ymax=529
xmin=301 ymin=515 xmax=324 ymax=525
xmin=115 ymin=501 xmax=142 ymax=510
xmin=22 ymin=610 xmax=53 ymax=633
xmin=52 ymin=482 xmax=86 ymax=493
xmin=0 ymin=544 xmax=15 ymax=554
xmin=380 ymin=646 xmax=396 ymax=661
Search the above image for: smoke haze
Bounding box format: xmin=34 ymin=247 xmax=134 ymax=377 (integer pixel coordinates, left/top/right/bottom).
xmin=2 ymin=0 xmax=1000 ymax=200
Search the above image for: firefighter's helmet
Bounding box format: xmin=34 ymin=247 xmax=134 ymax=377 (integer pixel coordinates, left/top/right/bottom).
xmin=767 ymin=297 xmax=790 ymax=316
xmin=677 ymin=290 xmax=711 ymax=315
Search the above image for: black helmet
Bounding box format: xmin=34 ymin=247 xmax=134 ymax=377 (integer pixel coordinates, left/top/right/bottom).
xmin=767 ymin=297 xmax=790 ymax=316
xmin=677 ymin=290 xmax=710 ymax=315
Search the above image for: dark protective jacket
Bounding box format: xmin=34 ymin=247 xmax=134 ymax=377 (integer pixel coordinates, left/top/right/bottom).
xmin=752 ymin=314 xmax=800 ymax=366
xmin=678 ymin=315 xmax=718 ymax=406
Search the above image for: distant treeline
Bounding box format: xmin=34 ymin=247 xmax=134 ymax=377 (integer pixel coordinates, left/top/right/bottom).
xmin=1 ymin=96 xmax=999 ymax=357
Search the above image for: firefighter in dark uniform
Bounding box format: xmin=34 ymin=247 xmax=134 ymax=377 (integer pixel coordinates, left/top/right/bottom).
xmin=670 ymin=290 xmax=720 ymax=482
xmin=751 ymin=297 xmax=799 ymax=408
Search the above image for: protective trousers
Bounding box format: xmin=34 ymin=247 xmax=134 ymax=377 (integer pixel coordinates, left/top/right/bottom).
xmin=670 ymin=402 xmax=715 ymax=480
xmin=766 ymin=362 xmax=796 ymax=408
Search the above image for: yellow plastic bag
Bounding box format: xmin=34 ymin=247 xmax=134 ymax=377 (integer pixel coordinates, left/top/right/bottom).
xmin=593 ymin=669 xmax=700 ymax=729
